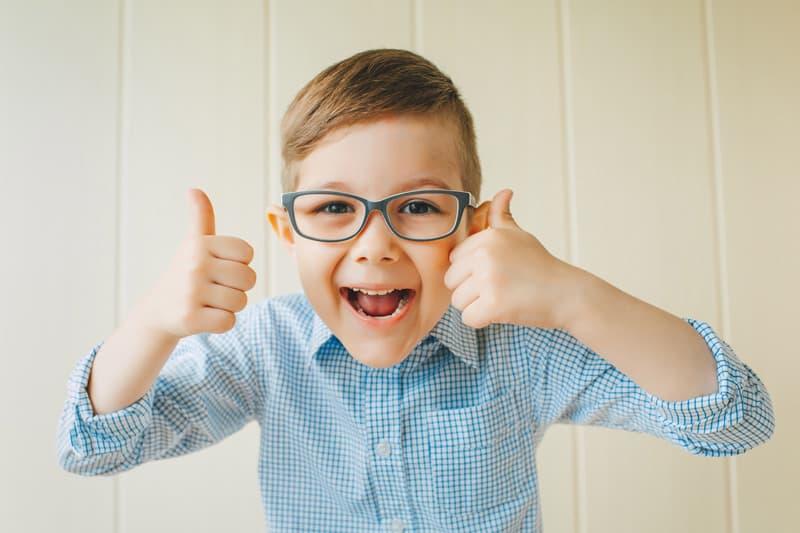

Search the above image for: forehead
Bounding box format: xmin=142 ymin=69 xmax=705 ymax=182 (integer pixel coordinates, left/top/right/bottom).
xmin=296 ymin=115 xmax=463 ymax=196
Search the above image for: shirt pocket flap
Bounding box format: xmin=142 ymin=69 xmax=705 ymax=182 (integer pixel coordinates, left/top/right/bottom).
xmin=424 ymin=389 xmax=523 ymax=450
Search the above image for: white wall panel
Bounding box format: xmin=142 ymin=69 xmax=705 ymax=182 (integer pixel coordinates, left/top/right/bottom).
xmin=3 ymin=0 xmax=794 ymax=531
xmin=117 ymin=1 xmax=266 ymax=531
xmin=0 ymin=1 xmax=119 ymax=532
xmin=567 ymin=0 xmax=727 ymax=531
xmin=712 ymin=1 xmax=799 ymax=531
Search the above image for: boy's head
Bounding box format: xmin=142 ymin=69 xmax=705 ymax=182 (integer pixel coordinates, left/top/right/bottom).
xmin=279 ymin=48 xmax=481 ymax=200
xmin=267 ymin=49 xmax=490 ymax=368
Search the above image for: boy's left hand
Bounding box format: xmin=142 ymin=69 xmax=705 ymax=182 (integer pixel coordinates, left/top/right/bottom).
xmin=445 ymin=189 xmax=579 ymax=330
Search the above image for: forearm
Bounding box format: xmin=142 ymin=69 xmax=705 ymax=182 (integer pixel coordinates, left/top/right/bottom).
xmin=88 ymin=289 xmax=181 ymax=414
xmin=562 ymin=266 xmax=719 ymax=402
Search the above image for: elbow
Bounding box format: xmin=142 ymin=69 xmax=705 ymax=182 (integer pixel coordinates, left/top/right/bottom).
xmin=55 ymin=432 xmax=130 ymax=477
xmin=682 ymin=397 xmax=776 ymax=457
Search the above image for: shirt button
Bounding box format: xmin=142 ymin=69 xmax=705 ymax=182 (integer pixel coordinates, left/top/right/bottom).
xmin=376 ymin=439 xmax=392 ymax=458
xmin=389 ymin=518 xmax=406 ymax=532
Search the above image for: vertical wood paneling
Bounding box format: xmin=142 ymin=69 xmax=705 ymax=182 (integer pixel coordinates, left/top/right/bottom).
xmin=567 ymin=0 xmax=728 ymax=531
xmin=268 ymin=0 xmax=414 ymax=295
xmin=0 ymin=1 xmax=118 ymax=531
xmin=418 ymin=3 xmax=576 ymax=531
xmin=118 ymin=1 xmax=266 ymax=531
xmin=712 ymin=1 xmax=799 ymax=531
xmin=3 ymin=1 xmax=791 ymax=531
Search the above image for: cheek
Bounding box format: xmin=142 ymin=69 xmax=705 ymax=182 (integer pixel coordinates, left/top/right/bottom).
xmin=418 ymin=241 xmax=458 ymax=290
xmin=294 ymin=244 xmax=342 ymax=288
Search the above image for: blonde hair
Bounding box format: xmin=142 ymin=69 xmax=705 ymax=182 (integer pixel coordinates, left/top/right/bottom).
xmin=280 ymin=49 xmax=482 ymax=200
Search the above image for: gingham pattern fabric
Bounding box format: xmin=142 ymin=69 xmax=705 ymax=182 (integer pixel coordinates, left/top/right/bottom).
xmin=57 ymin=293 xmax=774 ymax=532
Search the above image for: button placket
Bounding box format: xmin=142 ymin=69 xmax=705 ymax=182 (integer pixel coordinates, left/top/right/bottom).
xmin=365 ymin=368 xmax=411 ymax=528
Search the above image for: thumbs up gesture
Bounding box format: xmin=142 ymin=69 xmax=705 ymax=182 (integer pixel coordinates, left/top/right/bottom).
xmin=444 ymin=189 xmax=578 ymax=330
xmin=140 ymin=188 xmax=257 ymax=338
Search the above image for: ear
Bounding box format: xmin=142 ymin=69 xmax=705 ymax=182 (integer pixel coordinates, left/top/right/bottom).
xmin=468 ymin=201 xmax=491 ymax=235
xmin=266 ymin=205 xmax=295 ymax=255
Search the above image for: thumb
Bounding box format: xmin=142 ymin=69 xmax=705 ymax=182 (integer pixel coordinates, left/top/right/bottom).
xmin=488 ymin=189 xmax=518 ymax=229
xmin=187 ymin=188 xmax=216 ymax=236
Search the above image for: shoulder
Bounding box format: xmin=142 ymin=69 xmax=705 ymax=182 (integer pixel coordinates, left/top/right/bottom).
xmin=244 ymin=292 xmax=316 ymax=338
xmin=242 ymin=293 xmax=324 ymax=377
xmin=477 ymin=322 xmax=553 ymax=364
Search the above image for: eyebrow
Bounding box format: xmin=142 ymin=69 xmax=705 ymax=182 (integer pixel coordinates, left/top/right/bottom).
xmin=311 ymin=177 xmax=455 ymax=193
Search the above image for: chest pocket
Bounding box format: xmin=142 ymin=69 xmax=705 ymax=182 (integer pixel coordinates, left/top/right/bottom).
xmin=424 ymin=390 xmax=533 ymax=516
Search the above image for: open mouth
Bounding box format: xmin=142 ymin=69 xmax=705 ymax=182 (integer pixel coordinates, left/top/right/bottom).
xmin=340 ymin=287 xmax=415 ymax=319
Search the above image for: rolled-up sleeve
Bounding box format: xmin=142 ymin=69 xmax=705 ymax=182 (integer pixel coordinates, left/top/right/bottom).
xmin=533 ymin=318 xmax=775 ymax=457
xmin=56 ymin=342 xmax=155 ymax=475
xmin=645 ymin=319 xmax=774 ymax=456
xmin=56 ymin=307 xmax=262 ymax=475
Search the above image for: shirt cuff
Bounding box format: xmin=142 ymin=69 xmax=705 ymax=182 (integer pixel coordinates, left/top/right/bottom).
xmin=66 ymin=341 xmax=154 ymax=457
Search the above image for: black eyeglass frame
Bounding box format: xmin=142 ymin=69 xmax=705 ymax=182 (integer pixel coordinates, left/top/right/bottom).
xmin=280 ymin=189 xmax=477 ymax=243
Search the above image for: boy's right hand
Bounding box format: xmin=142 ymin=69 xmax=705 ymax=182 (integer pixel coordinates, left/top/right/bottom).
xmin=138 ymin=188 xmax=257 ymax=339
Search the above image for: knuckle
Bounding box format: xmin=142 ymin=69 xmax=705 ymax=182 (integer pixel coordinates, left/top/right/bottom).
xmin=462 ymin=308 xmax=479 ymax=328
xmin=236 ymin=291 xmax=248 ymax=311
xmin=237 ymin=239 xmax=254 ymax=262
xmin=221 ymin=311 xmax=236 ymax=331
xmin=443 ymin=272 xmax=453 ymax=289
xmin=245 ymin=266 xmax=257 ymax=289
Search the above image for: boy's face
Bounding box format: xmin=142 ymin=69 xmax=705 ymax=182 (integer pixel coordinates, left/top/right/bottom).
xmin=268 ymin=115 xmax=487 ymax=368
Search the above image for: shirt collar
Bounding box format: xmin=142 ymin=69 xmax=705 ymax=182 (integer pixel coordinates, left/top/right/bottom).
xmin=305 ymin=305 xmax=481 ymax=370
xmin=306 ymin=312 xmax=337 ymax=367
xmin=428 ymin=305 xmax=481 ymax=369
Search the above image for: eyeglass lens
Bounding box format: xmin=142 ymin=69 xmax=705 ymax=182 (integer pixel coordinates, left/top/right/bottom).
xmin=291 ymin=192 xmax=461 ymax=241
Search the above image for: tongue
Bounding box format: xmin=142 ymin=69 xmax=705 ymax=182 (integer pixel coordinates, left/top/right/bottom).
xmin=356 ymin=291 xmax=402 ymax=317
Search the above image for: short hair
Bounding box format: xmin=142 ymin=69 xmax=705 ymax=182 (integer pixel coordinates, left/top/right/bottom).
xmin=280 ymin=48 xmax=482 ymax=200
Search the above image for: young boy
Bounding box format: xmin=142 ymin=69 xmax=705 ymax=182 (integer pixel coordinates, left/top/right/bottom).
xmin=57 ymin=49 xmax=774 ymax=532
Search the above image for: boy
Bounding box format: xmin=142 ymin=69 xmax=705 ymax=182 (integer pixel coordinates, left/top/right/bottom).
xmin=57 ymin=49 xmax=774 ymax=532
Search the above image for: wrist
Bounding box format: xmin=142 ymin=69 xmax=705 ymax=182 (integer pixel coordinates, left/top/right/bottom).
xmin=131 ymin=289 xmax=183 ymax=343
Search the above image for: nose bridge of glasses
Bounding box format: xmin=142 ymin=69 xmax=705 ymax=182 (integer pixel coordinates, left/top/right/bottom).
xmin=360 ymin=199 xmax=395 ymax=235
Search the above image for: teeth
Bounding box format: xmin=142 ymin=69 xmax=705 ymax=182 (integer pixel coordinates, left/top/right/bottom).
xmin=351 ymin=287 xmax=400 ymax=296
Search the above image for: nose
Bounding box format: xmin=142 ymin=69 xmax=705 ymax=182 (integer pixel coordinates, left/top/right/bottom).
xmin=349 ymin=210 xmax=400 ymax=264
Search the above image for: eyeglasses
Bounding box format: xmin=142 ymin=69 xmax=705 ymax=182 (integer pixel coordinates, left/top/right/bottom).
xmin=281 ymin=189 xmax=477 ymax=242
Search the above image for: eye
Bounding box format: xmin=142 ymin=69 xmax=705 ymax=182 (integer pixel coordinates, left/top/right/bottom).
xmin=399 ymin=200 xmax=441 ymax=215
xmin=315 ymin=201 xmax=355 ymax=215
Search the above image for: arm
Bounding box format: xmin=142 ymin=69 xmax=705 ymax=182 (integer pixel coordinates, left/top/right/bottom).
xmin=89 ymin=188 xmax=256 ymax=413
xmin=560 ymin=266 xmax=718 ymax=402
xmin=449 ymin=189 xmax=748 ymax=403
xmin=56 ymin=188 xmax=259 ymax=474
xmin=447 ymin=189 xmax=774 ymax=454
xmin=87 ymin=288 xmax=181 ymax=415
xmin=527 ymin=320 xmax=774 ymax=456
xmin=56 ymin=304 xmax=262 ymax=475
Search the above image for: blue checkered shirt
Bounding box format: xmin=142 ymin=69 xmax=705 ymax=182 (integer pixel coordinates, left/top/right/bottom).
xmin=57 ymin=293 xmax=774 ymax=532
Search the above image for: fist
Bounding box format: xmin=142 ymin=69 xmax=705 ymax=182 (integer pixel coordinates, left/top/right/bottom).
xmin=140 ymin=188 xmax=258 ymax=338
xmin=444 ymin=189 xmax=575 ymax=330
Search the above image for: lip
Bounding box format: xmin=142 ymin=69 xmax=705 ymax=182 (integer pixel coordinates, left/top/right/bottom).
xmin=339 ymin=286 xmax=417 ymax=328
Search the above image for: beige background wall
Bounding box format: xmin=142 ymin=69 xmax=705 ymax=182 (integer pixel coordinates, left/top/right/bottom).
xmin=1 ymin=0 xmax=796 ymax=531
